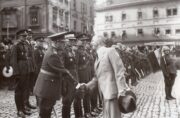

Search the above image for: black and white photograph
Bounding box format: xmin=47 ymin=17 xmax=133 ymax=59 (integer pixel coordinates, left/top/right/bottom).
xmin=0 ymin=0 xmax=180 ymax=118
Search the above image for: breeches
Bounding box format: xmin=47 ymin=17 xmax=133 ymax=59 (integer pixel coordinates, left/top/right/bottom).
xmin=38 ymin=98 xmax=56 ymax=118
xmin=62 ymin=81 xmax=82 ymax=118
xmin=15 ymin=74 xmax=30 ymax=111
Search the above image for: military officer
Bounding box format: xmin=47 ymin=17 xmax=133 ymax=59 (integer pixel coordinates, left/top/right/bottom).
xmin=78 ymin=36 xmax=92 ymax=118
xmin=61 ymin=33 xmax=82 ymax=118
xmin=33 ymin=32 xmax=77 ymax=118
xmin=10 ymin=29 xmax=36 ymax=117
xmin=33 ymin=37 xmax=45 ymax=94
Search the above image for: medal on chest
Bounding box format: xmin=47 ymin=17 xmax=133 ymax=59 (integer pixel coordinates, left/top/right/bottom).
xmin=83 ymin=56 xmax=86 ymax=60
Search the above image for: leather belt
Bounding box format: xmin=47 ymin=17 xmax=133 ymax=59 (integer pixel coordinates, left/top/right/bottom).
xmin=40 ymin=69 xmax=57 ymax=77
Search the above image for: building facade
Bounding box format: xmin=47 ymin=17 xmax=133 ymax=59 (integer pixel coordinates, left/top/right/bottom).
xmin=94 ymin=0 xmax=180 ymax=45
xmin=0 ymin=0 xmax=94 ymax=41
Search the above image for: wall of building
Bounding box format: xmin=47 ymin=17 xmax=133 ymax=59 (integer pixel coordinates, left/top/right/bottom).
xmin=0 ymin=0 xmax=95 ymax=40
xmin=0 ymin=0 xmax=47 ymax=39
xmin=94 ymin=0 xmax=180 ymax=42
xmin=70 ymin=0 xmax=94 ymax=34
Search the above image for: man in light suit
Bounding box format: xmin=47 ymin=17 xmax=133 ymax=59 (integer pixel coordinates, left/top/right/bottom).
xmin=78 ymin=35 xmax=130 ymax=118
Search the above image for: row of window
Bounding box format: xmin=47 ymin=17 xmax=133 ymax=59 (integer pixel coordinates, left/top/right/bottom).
xmin=105 ymin=8 xmax=178 ymax=22
xmin=103 ymin=28 xmax=180 ymax=38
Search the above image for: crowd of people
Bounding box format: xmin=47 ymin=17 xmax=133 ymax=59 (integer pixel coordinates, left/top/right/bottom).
xmin=0 ymin=29 xmax=152 ymax=118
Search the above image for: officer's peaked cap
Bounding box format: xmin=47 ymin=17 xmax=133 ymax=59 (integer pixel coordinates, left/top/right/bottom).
xmin=27 ymin=28 xmax=33 ymax=34
xmin=34 ymin=37 xmax=44 ymax=42
xmin=48 ymin=31 xmax=73 ymax=41
xmin=16 ymin=29 xmax=29 ymax=36
xmin=65 ymin=33 xmax=76 ymax=40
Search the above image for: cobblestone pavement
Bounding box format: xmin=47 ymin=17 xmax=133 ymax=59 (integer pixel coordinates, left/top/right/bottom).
xmin=0 ymin=71 xmax=180 ymax=118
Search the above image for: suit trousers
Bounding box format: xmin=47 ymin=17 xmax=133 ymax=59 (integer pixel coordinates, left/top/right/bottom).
xmin=164 ymin=73 xmax=176 ymax=98
xmin=103 ymin=99 xmax=121 ymax=118
xmin=90 ymin=86 xmax=98 ymax=110
xmin=38 ymin=98 xmax=56 ymax=118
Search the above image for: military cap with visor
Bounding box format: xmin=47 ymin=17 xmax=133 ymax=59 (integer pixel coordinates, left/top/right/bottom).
xmin=16 ymin=29 xmax=29 ymax=36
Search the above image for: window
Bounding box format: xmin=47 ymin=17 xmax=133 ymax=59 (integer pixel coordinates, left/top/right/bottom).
xmin=90 ymin=6 xmax=93 ymax=18
xmin=105 ymin=15 xmax=113 ymax=22
xmin=29 ymin=6 xmax=39 ymax=25
xmin=106 ymin=0 xmax=113 ymax=5
xmin=167 ymin=8 xmax=178 ymax=16
xmin=74 ymin=20 xmax=77 ymax=31
xmin=138 ymin=11 xmax=142 ymax=20
xmin=122 ymin=30 xmax=127 ymax=40
xmin=65 ymin=0 xmax=68 ymax=4
xmin=167 ymin=9 xmax=171 ymax=16
xmin=111 ymin=31 xmax=116 ymax=38
xmin=154 ymin=28 xmax=160 ymax=35
xmin=173 ymin=8 xmax=177 ymax=15
xmin=109 ymin=16 xmax=113 ymax=22
xmin=165 ymin=29 xmax=171 ymax=34
xmin=2 ymin=14 xmax=18 ymax=28
xmin=73 ymin=0 xmax=77 ymax=11
xmin=53 ymin=7 xmax=58 ymax=25
xmin=59 ymin=9 xmax=64 ymax=26
xmin=81 ymin=23 xmax=84 ymax=32
xmin=137 ymin=29 xmax=144 ymax=36
xmin=122 ymin=13 xmax=126 ymax=21
xmin=153 ymin=8 xmax=159 ymax=18
xmin=65 ymin=12 xmax=69 ymax=27
xmin=103 ymin=32 xmax=108 ymax=37
xmin=81 ymin=2 xmax=86 ymax=14
xmin=176 ymin=29 xmax=180 ymax=34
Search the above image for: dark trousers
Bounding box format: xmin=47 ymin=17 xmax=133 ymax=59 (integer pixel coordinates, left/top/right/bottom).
xmin=164 ymin=73 xmax=176 ymax=98
xmin=90 ymin=87 xmax=98 ymax=111
xmin=15 ymin=74 xmax=29 ymax=111
xmin=62 ymin=81 xmax=82 ymax=118
xmin=24 ymin=73 xmax=34 ymax=106
xmin=38 ymin=98 xmax=56 ymax=118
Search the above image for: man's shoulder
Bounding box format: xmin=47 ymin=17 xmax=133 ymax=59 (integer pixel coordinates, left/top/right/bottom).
xmin=106 ymin=47 xmax=118 ymax=56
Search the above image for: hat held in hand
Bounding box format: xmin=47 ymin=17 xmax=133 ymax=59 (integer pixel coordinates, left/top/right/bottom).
xmin=118 ymin=90 xmax=137 ymax=113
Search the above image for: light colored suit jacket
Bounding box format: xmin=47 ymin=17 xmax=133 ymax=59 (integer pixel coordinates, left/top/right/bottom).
xmin=87 ymin=47 xmax=129 ymax=100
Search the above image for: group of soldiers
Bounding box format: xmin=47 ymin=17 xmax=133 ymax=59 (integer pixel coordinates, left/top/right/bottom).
xmin=0 ymin=29 xmax=151 ymax=118
xmin=112 ymin=43 xmax=151 ymax=86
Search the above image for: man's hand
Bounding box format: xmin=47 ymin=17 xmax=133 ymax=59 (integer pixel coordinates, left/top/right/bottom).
xmin=76 ymin=83 xmax=87 ymax=98
xmin=118 ymin=88 xmax=131 ymax=97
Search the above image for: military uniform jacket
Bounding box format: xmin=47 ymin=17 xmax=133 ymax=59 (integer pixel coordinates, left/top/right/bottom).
xmin=11 ymin=40 xmax=35 ymax=76
xmin=34 ymin=47 xmax=44 ymax=74
xmin=34 ymin=47 xmax=68 ymax=100
xmin=78 ymin=50 xmax=90 ymax=83
xmin=64 ymin=49 xmax=78 ymax=81
xmin=160 ymin=54 xmax=177 ymax=77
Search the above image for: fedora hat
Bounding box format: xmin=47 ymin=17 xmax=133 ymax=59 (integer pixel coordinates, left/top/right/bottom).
xmin=118 ymin=90 xmax=137 ymax=113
